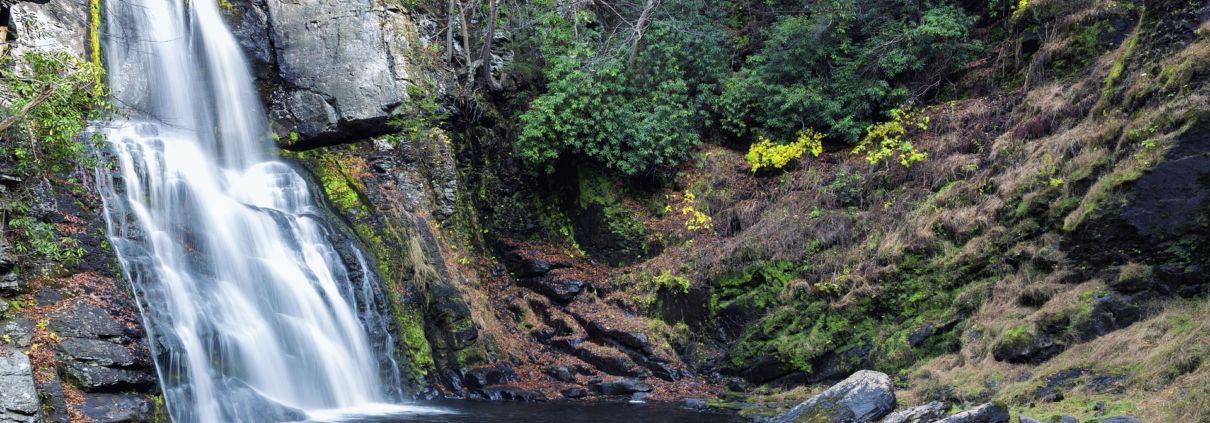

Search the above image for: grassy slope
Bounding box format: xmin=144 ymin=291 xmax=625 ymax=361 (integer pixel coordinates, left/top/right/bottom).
xmin=551 ymin=0 xmax=1210 ymax=420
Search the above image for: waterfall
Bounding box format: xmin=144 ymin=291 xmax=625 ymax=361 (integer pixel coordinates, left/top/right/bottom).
xmin=92 ymin=0 xmax=408 ymax=421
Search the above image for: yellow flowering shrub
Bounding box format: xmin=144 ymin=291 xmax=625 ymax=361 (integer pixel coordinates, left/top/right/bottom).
xmin=745 ymin=129 xmax=825 ymax=172
xmin=852 ymin=107 xmax=929 ymax=168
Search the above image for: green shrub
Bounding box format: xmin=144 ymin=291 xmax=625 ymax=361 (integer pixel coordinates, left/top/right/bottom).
xmin=719 ymin=1 xmax=977 ymax=144
xmin=1 ymin=50 xmax=108 ymax=174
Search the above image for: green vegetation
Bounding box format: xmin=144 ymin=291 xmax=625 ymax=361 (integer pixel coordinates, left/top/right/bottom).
xmin=0 ymin=50 xmax=107 ymax=174
xmin=718 ymin=1 xmax=976 ymax=145
xmin=510 ymin=0 xmax=975 ymax=175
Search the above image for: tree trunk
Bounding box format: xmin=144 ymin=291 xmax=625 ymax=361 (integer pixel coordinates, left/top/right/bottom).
xmin=479 ymin=0 xmax=499 ymax=89
xmin=457 ymin=0 xmax=475 ymax=86
xmin=627 ymin=0 xmax=659 ymax=70
xmin=444 ymin=0 xmax=454 ymax=64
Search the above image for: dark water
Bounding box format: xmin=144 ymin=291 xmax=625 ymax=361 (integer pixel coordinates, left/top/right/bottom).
xmin=306 ymin=401 xmax=744 ymax=422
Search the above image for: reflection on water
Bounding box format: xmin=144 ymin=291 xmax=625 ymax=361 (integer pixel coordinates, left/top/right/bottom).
xmin=305 ymin=401 xmax=742 ymax=422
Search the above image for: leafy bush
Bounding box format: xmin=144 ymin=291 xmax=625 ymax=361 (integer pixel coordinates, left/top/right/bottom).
xmin=515 ymin=1 xmax=728 ymax=175
xmin=0 ymin=50 xmax=108 ymax=174
xmin=853 ymin=107 xmax=930 ymax=168
xmin=745 ymin=129 xmax=824 ymax=172
xmin=719 ymin=1 xmax=977 ymax=144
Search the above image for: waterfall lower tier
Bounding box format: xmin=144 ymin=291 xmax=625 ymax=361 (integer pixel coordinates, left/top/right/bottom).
xmin=94 ymin=0 xmax=406 ymax=421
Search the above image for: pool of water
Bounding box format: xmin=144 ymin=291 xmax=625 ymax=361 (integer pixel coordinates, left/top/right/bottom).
xmin=304 ymin=401 xmax=743 ymax=422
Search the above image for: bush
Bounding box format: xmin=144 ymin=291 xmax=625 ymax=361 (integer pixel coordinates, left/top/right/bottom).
xmin=719 ymin=1 xmax=977 ymax=144
xmin=515 ymin=0 xmax=728 ymax=175
xmin=0 ymin=50 xmax=108 ymax=174
xmin=745 ymin=129 xmax=824 ymax=172
xmin=853 ymin=107 xmax=930 ymax=168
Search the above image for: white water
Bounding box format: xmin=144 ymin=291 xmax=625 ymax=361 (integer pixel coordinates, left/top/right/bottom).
xmin=94 ymin=0 xmax=407 ymax=421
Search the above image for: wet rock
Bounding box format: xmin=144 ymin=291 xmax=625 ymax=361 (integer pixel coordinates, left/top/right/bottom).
xmin=560 ymin=388 xmax=588 ymax=399
xmin=474 ymin=387 xmax=547 ymax=402
xmin=81 ymin=393 xmax=154 ymax=423
xmin=935 ymin=403 xmax=1009 ymax=423
xmin=764 ymin=370 xmax=895 ymax=423
xmin=0 ymin=348 xmax=42 ymax=423
xmin=592 ymin=377 xmax=652 ymax=396
xmin=880 ymin=401 xmax=947 ymax=423
xmin=684 ymin=398 xmax=709 ymax=410
xmin=462 ymin=367 xmax=514 ymax=389
xmin=226 ymin=382 xmax=308 ymax=422
xmin=48 ymin=301 xmax=127 ymax=340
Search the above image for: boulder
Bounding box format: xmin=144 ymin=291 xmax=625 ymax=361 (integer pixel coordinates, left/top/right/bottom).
xmin=81 ymin=393 xmax=154 ymax=423
xmin=546 ymin=366 xmax=577 ymax=383
xmin=593 ymin=377 xmax=652 ymax=396
xmin=764 ymin=370 xmax=895 ymax=423
xmin=1100 ymin=417 xmax=1139 ymax=423
xmin=880 ymin=401 xmax=947 ymax=423
xmin=461 ymin=367 xmax=514 ymax=389
xmin=0 ymin=348 xmax=41 ymax=423
xmin=560 ymin=388 xmax=588 ymax=399
xmin=520 ymin=274 xmax=587 ymax=303
xmin=935 ymin=403 xmax=1010 ymax=423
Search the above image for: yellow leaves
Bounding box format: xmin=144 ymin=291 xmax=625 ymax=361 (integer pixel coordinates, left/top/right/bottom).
xmin=853 ymin=107 xmax=929 ymax=168
xmin=745 ymin=128 xmax=825 ymax=172
xmin=680 ymin=192 xmax=713 ymax=232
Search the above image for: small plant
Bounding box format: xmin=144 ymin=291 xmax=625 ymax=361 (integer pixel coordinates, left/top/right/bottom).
xmin=653 ymin=271 xmax=691 ymax=294
xmin=680 ymin=192 xmax=713 ymax=232
xmin=829 ymin=169 xmax=866 ymax=207
xmin=745 ymin=129 xmax=824 ymax=172
xmin=852 ymin=107 xmax=929 ymax=168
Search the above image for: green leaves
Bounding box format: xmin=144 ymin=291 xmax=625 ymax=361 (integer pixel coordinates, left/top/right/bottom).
xmin=1 ymin=50 xmax=108 ymax=174
xmin=516 ymin=2 xmax=713 ymax=175
xmin=720 ymin=0 xmax=977 ymax=146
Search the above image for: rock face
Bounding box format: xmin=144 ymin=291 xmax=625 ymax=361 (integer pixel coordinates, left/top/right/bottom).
xmin=0 ymin=348 xmax=41 ymax=423
xmin=230 ymin=0 xmax=422 ymax=147
xmin=765 ymin=370 xmax=895 ymax=423
xmin=880 ymin=401 xmax=947 ymax=423
xmin=8 ymin=0 xmax=91 ymax=59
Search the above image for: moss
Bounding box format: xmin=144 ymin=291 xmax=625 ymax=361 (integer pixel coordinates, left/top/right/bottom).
xmin=89 ymin=0 xmax=102 ymax=69
xmin=1102 ymin=29 xmax=1139 ymax=101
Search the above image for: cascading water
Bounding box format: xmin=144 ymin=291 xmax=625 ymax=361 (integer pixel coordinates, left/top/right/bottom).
xmin=92 ymin=0 xmax=411 ymax=421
